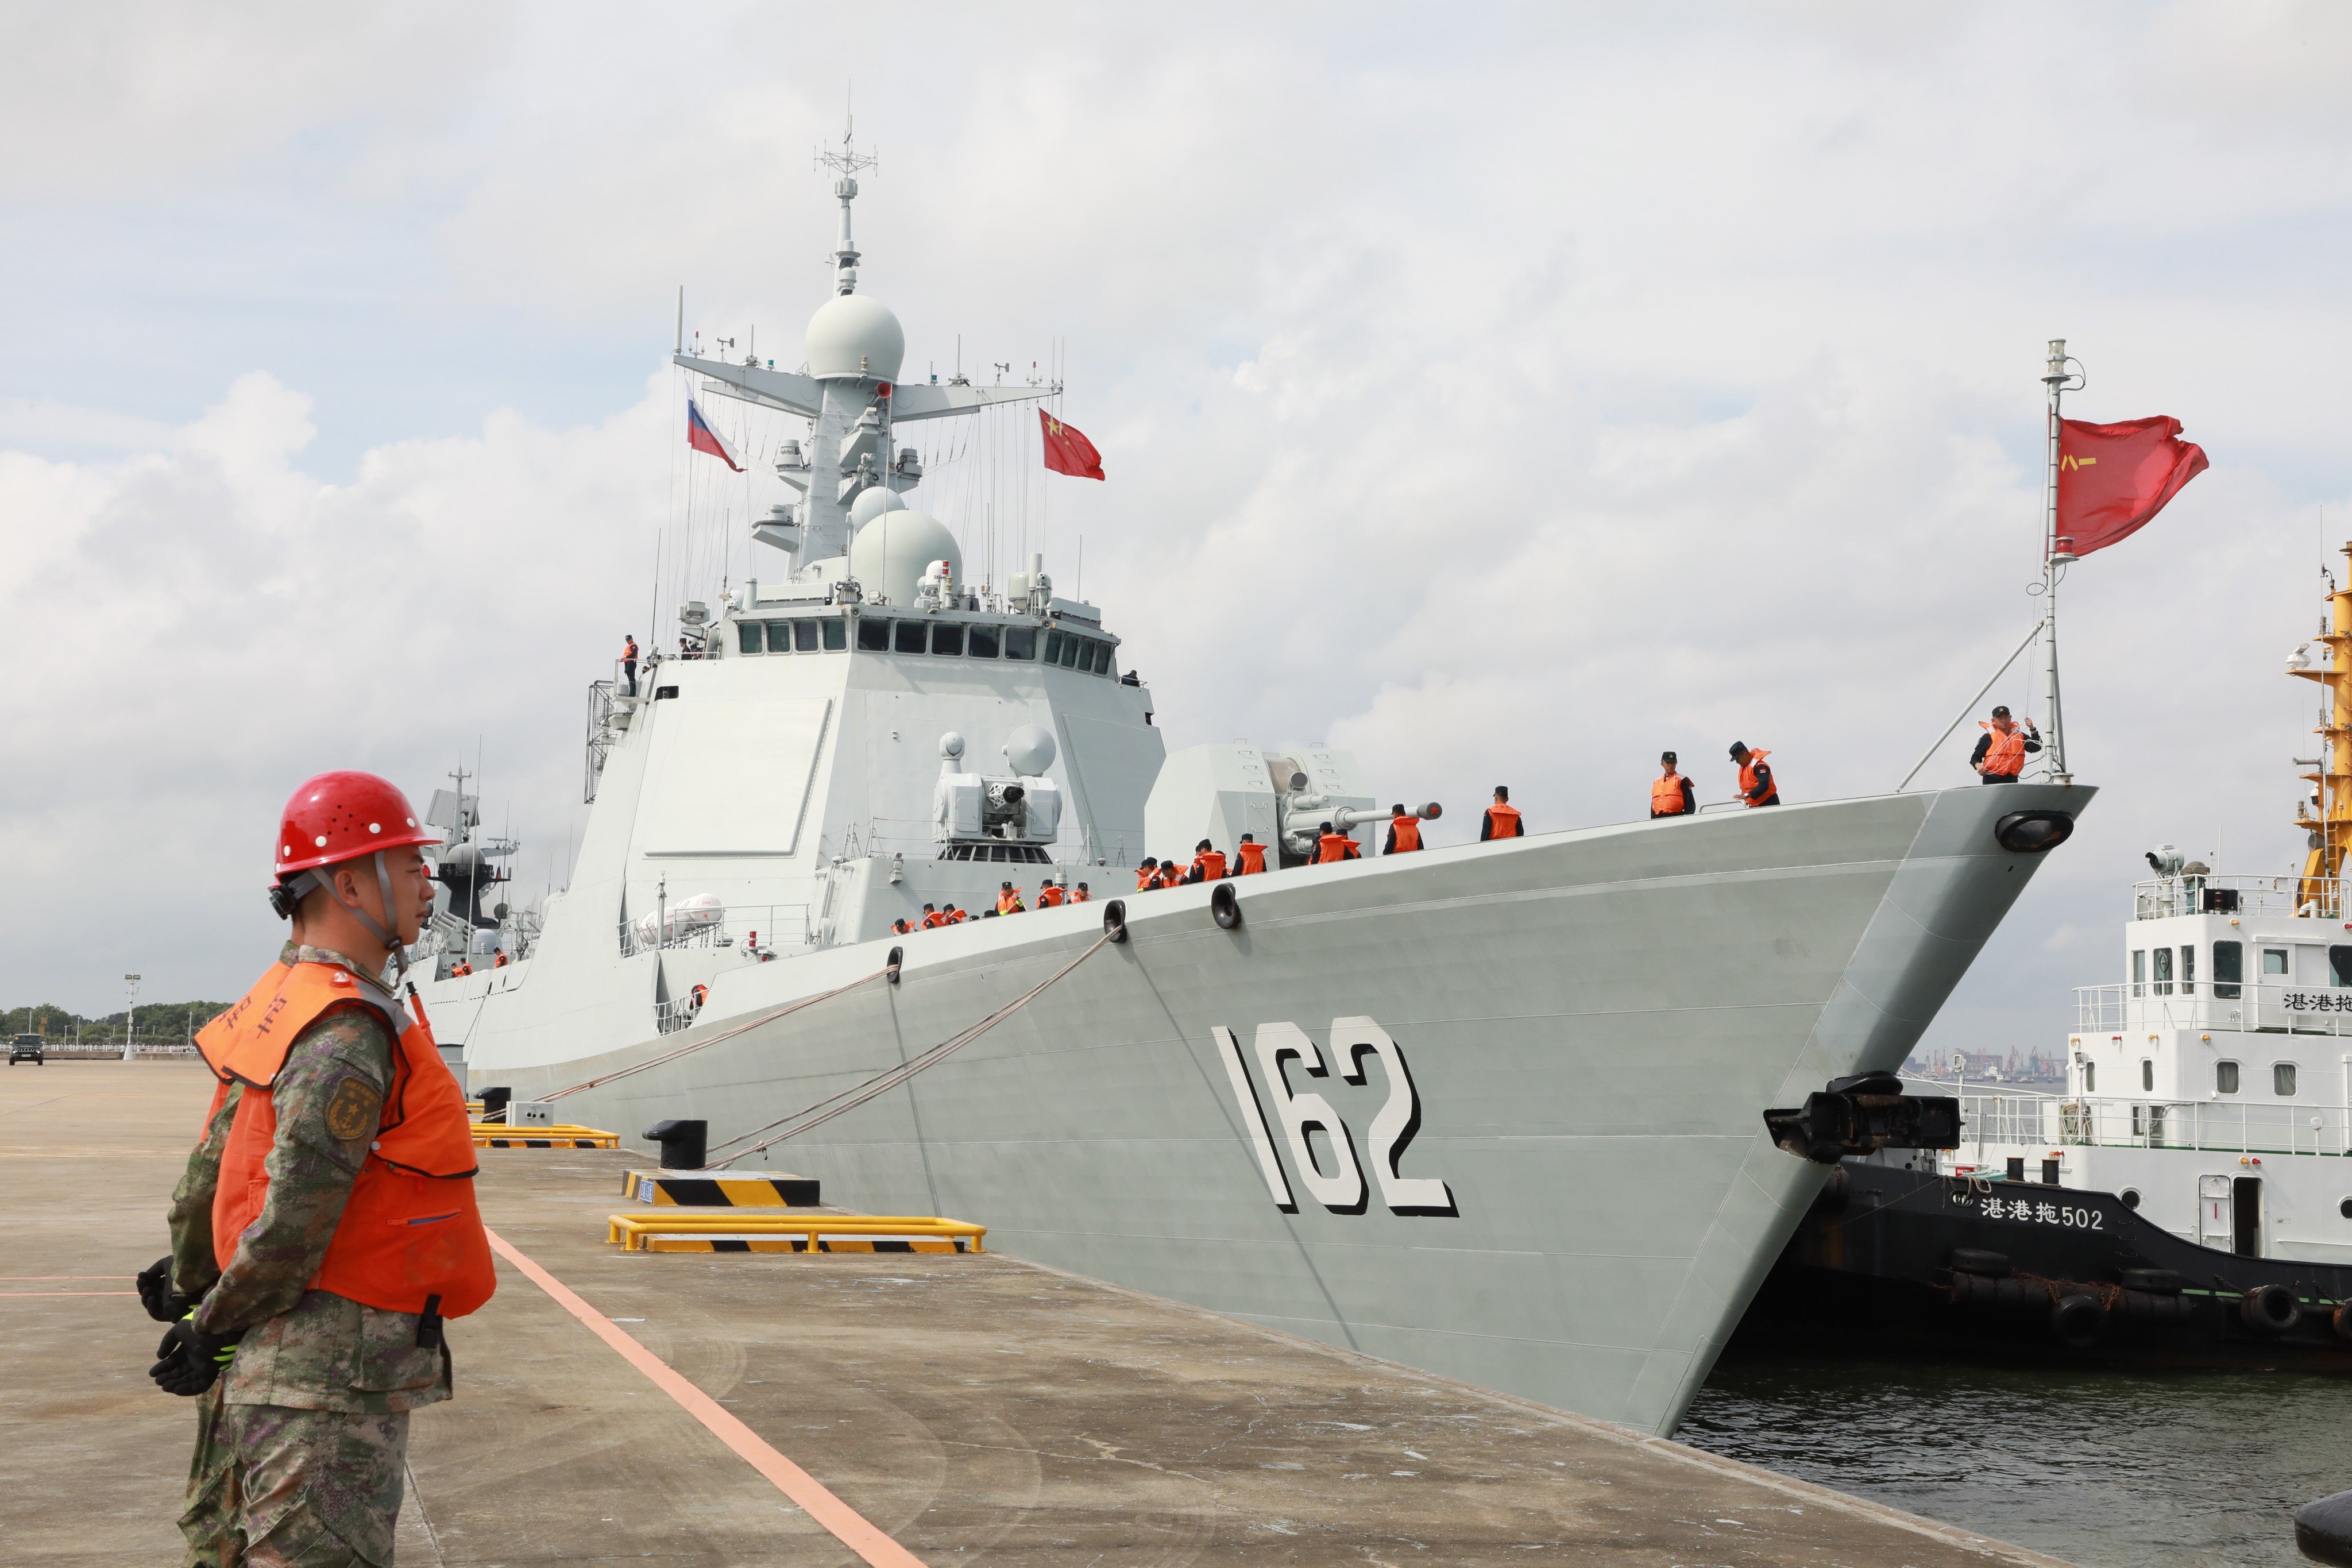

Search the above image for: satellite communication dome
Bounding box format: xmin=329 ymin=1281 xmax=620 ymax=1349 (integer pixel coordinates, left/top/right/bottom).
xmin=805 ymin=293 xmax=906 ymax=381
xmin=848 ymin=509 xmax=960 ymax=608
xmin=1003 ymin=724 xmax=1057 ymax=778
xmin=848 ymin=488 xmax=910 ymax=528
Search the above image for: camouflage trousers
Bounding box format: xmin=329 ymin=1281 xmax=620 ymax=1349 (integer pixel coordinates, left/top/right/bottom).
xmin=180 ymin=1382 xmax=410 ymax=1567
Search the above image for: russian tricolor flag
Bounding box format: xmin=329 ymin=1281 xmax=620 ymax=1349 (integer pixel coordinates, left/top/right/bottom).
xmin=686 ymin=396 xmax=743 ymax=472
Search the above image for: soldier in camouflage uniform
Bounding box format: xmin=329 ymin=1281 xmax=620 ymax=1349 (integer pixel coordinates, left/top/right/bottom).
xmin=152 ymin=772 xmax=493 ymax=1567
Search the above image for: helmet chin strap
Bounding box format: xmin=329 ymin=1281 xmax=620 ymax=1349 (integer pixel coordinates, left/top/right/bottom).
xmin=285 ymin=852 xmax=411 ymax=985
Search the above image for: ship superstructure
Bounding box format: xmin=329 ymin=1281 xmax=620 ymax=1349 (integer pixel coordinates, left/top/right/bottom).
xmin=412 ymin=137 xmax=2091 ymax=1436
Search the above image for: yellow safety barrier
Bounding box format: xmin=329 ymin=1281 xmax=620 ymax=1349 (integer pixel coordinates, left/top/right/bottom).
xmin=604 ymin=1213 xmax=986 ymax=1254
xmin=464 ymin=1099 xmax=485 ymax=1113
xmin=474 ymin=1123 xmax=620 ymax=1149
xmin=618 ymin=1169 xmax=821 ymax=1207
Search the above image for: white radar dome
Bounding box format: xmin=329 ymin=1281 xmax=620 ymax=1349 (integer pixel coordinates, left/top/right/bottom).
xmin=848 ymin=508 xmax=960 ymax=608
xmin=1003 ymin=724 xmax=1057 ymax=777
xmin=848 ymin=488 xmax=909 ymax=528
xmin=805 ymin=293 xmax=906 ymax=381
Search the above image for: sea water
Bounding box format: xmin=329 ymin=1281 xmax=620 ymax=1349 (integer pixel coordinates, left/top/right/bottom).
xmin=1683 ymin=1353 xmax=2352 ymax=1566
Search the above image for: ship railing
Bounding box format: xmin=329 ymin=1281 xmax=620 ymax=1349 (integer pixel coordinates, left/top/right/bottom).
xmin=652 ymin=995 xmax=700 ymax=1036
xmin=584 ymin=679 xmax=615 ymax=804
xmin=2075 ymin=980 xmax=2352 ymax=1037
xmin=1932 ymin=1084 xmax=2352 ymax=1158
xmin=617 ymin=904 xmax=813 ymax=958
xmin=2131 ymin=873 xmax=2341 ymax=921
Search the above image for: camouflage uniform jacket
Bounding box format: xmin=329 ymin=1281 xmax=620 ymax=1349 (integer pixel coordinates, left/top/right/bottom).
xmin=165 ymin=941 xmax=453 ymax=1414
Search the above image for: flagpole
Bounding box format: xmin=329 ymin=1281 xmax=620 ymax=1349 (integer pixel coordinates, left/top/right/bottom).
xmin=2041 ymin=338 xmax=2075 ymax=783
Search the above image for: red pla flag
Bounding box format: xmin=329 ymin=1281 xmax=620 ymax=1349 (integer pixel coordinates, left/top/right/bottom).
xmin=1040 ymin=411 xmax=1104 ymax=480
xmin=2054 ymin=415 xmax=2208 ymax=557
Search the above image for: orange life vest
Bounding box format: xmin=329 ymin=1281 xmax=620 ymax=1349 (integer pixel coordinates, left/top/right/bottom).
xmin=1235 ymin=843 xmax=1267 ymax=874
xmin=1388 ymin=815 xmax=1421 ymax=852
xmin=996 ymin=890 xmax=1019 ymax=914
xmin=1136 ymin=866 xmax=1160 ymax=891
xmin=1193 ymin=850 xmax=1228 ymax=880
xmin=1315 ymin=832 xmax=1358 ymax=863
xmin=1071 ymin=888 xmax=1091 ymax=902
xmin=1037 ymin=885 xmax=1065 ymax=907
xmin=1651 ymin=773 xmax=1689 ymax=816
xmin=1980 ymin=723 xmax=2025 ymax=778
xmin=1153 ymin=863 xmax=1184 ymax=889
xmin=1738 ymin=749 xmax=1777 ymax=805
xmin=921 ymin=911 xmax=945 ymax=929
xmin=1485 ymin=803 xmax=1523 ymax=839
xmin=199 ymin=962 xmax=495 ymax=1320
xmin=947 ymin=909 xmax=968 ymax=924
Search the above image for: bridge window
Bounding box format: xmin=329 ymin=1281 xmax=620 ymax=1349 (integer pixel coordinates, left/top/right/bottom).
xmin=1044 ymin=630 xmax=1064 ymax=665
xmin=2332 ymin=947 xmax=2352 ymax=987
xmin=2179 ymin=945 xmax=2195 ymax=995
xmin=2151 ymin=947 xmax=2173 ymax=996
xmin=1093 ymin=640 xmax=1114 ymax=675
xmin=1004 ymin=627 xmax=1037 ymax=660
xmin=969 ymin=624 xmax=1000 ymax=658
xmin=932 ymin=624 xmax=964 ymax=655
xmin=856 ymin=618 xmax=890 ymax=652
xmin=2131 ymin=949 xmax=2145 ymax=998
xmin=2214 ymin=941 xmax=2242 ymax=999
xmin=2216 ymin=1060 xmax=2239 ymax=1094
xmin=894 ymin=621 xmax=926 ymax=654
xmin=2264 ymin=948 xmax=2289 ymax=977
xmin=821 ymin=619 xmax=845 ymax=651
xmin=1062 ymin=635 xmax=1086 ymax=669
xmin=737 ymin=622 xmax=760 ymax=654
xmin=2275 ymin=1062 xmax=2298 ymax=1096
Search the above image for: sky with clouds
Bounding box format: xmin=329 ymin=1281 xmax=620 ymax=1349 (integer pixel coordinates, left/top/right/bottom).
xmin=5 ymin=3 xmax=2350 ymax=1053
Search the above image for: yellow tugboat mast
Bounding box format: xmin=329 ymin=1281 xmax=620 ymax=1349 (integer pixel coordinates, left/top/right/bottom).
xmin=2292 ymin=541 xmax=2352 ymax=914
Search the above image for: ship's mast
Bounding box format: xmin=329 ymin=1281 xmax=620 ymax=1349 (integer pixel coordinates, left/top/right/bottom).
xmin=2040 ymin=339 xmax=2083 ymax=782
xmin=2292 ymin=542 xmax=2352 ymax=915
xmin=820 ymin=120 xmax=876 ymax=297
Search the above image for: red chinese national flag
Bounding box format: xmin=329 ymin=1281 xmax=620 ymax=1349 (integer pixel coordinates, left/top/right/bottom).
xmin=2054 ymin=415 xmax=2208 ymax=557
xmin=1040 ymin=411 xmax=1104 ymax=480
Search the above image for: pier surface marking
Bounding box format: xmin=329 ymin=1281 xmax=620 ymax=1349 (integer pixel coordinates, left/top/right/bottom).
xmin=484 ymin=1224 xmax=929 ymax=1567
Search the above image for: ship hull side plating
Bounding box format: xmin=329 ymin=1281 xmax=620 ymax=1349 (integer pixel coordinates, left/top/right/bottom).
xmin=464 ymin=782 xmax=2084 ymax=1435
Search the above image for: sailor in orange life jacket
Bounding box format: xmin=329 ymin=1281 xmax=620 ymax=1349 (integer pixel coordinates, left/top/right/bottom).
xmin=997 ymin=881 xmax=1026 ymax=914
xmin=919 ymin=902 xmax=944 ymax=929
xmin=1135 ymin=858 xmax=1161 ymax=891
xmin=156 ymin=770 xmax=493 ymax=1563
xmin=1971 ymin=705 xmax=2041 ymax=783
xmin=1729 ymin=741 xmax=1779 ymax=806
xmin=1071 ymin=882 xmax=1092 ymax=902
xmin=1480 ymin=786 xmax=1523 ymax=840
xmin=1036 ymin=880 xmax=1066 ymax=908
xmin=1384 ymin=805 xmax=1422 ymax=853
xmin=945 ymin=905 xmax=968 ymax=924
xmin=1650 ymin=752 xmax=1697 ymax=818
xmin=1234 ymin=833 xmax=1268 ymax=874
xmin=1158 ymin=856 xmax=1188 ymax=887
xmin=1191 ymin=839 xmax=1228 ymax=881
xmin=892 ymin=917 xmax=913 ymax=934
xmin=1315 ymin=823 xmax=1362 ymax=863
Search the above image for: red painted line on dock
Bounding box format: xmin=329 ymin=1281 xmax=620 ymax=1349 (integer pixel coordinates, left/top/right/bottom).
xmin=484 ymin=1227 xmax=926 ymax=1568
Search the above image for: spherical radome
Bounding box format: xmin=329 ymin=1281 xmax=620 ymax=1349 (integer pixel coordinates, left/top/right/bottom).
xmin=806 ymin=293 xmax=906 ymax=381
xmin=848 ymin=508 xmax=960 ymax=608
xmin=1005 ymin=724 xmax=1057 ymax=777
xmin=848 ymin=488 xmax=909 ymax=528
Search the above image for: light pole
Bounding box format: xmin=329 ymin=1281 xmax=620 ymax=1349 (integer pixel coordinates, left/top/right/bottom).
xmin=122 ymin=974 xmax=141 ymax=1063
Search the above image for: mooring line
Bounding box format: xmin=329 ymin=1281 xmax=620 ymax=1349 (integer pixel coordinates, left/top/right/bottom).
xmin=704 ymin=933 xmax=1111 ymax=1167
xmin=483 ymin=1227 xmax=927 ymax=1568
xmin=543 ymin=964 xmax=891 ymax=1101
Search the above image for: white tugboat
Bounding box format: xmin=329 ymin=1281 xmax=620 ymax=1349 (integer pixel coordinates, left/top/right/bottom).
xmin=410 ymin=132 xmax=2091 ymax=1433
xmin=1746 ymin=551 xmax=2352 ymax=1362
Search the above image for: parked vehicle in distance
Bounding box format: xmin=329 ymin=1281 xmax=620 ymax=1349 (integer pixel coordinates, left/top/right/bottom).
xmin=9 ymin=1034 xmax=44 ymax=1065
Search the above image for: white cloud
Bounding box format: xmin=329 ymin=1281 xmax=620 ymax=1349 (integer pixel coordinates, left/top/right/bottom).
xmin=5 ymin=1 xmax=2352 ymax=1056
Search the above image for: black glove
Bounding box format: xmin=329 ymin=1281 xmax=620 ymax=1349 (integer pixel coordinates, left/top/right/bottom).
xmin=149 ymin=1310 xmax=242 ymax=1397
xmin=136 ymin=1256 xmax=198 ymax=1324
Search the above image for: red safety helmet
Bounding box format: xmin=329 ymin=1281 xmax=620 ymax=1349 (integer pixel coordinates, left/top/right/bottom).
xmin=274 ymin=771 xmax=439 ymax=878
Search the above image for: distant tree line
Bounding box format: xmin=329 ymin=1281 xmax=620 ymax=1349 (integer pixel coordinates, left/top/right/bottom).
xmin=4 ymin=1001 xmax=231 ymax=1044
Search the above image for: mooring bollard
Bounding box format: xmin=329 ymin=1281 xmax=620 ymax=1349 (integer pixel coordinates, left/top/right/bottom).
xmin=643 ymin=1118 xmax=708 ymax=1171
xmin=478 ymin=1087 xmax=513 ymax=1123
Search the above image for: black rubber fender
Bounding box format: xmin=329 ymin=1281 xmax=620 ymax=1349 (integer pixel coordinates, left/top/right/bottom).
xmin=2049 ymin=1293 xmax=2106 ymax=1350
xmin=1210 ymin=881 xmax=1242 ymax=930
xmin=2239 ymin=1282 xmax=2302 ymax=1335
xmin=1949 ymin=1248 xmax=2012 ymax=1277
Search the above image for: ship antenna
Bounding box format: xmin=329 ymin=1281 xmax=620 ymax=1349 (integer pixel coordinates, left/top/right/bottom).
xmin=816 ymin=107 xmax=878 ymax=297
xmin=2038 ymin=338 xmax=2086 ymax=783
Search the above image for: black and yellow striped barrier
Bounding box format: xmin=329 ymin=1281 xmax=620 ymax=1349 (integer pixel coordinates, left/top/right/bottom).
xmin=474 ymin=1122 xmax=620 ymax=1149
xmin=618 ymin=1169 xmax=821 ymax=1207
xmin=605 ymin=1213 xmax=985 ymax=1254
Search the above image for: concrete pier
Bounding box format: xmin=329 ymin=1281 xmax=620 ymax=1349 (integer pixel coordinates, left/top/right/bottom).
xmin=5 ymin=1060 xmax=2074 ymax=1565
